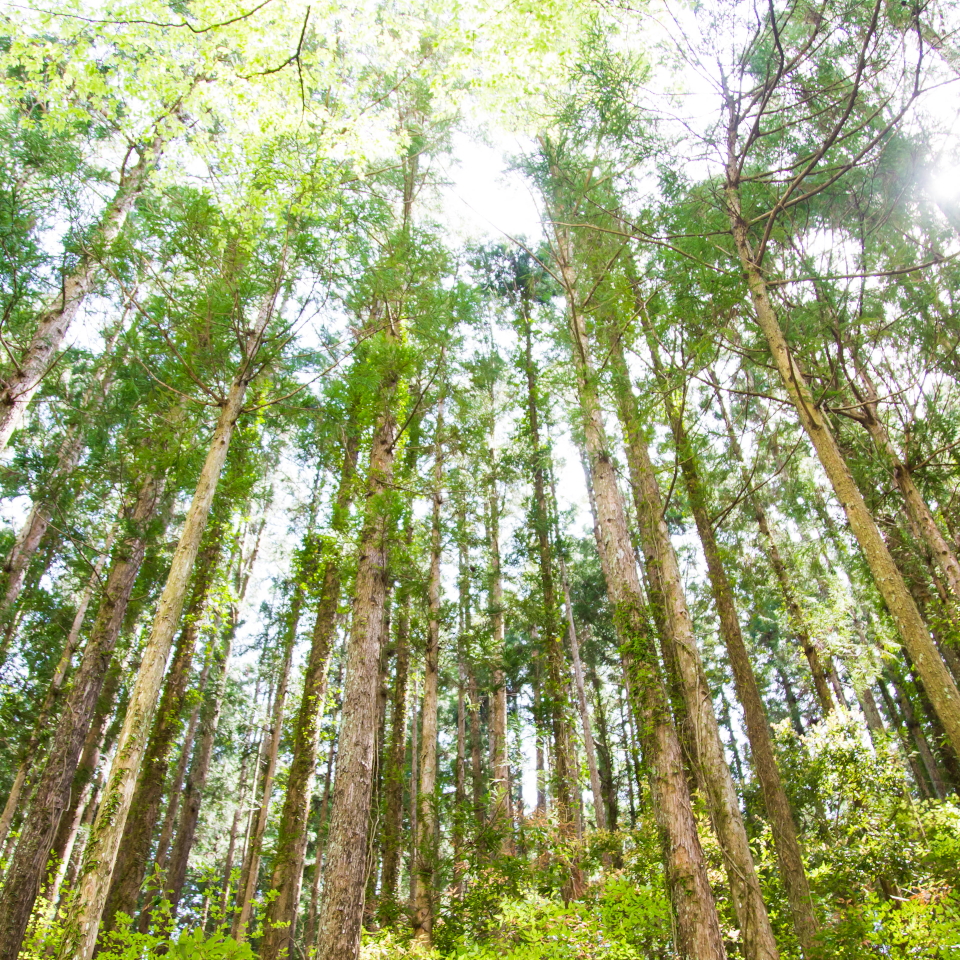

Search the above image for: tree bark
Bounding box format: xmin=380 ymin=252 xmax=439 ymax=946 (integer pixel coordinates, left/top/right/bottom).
xmin=412 ymin=397 xmax=444 ymax=942
xmin=0 ymin=471 xmax=164 ymax=960
xmin=723 ymin=178 xmax=960 ymax=755
xmin=548 ymin=465 xmax=605 ymax=831
xmin=603 ymin=329 xmax=777 ymax=960
xmin=0 ymin=523 xmax=116 ymax=854
xmin=54 ymin=271 xmax=284 ymax=960
xmin=641 ymin=325 xmax=817 ymax=956
xmin=103 ymin=520 xmax=225 ymax=931
xmin=520 ymin=318 xmax=579 ymax=846
xmin=258 ymin=432 xmax=359 ymax=960
xmin=165 ymin=625 xmax=234 ymax=913
xmin=379 ymin=569 xmax=411 ymax=910
xmin=548 ymin=214 xmax=726 ymax=960
xmin=487 ymin=453 xmax=510 ymax=843
xmin=314 ymin=348 xmax=401 ymax=960
xmin=0 ymin=138 xmax=164 ymax=452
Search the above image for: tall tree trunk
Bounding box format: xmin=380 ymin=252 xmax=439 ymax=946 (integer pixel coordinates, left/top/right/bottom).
xmin=876 ymin=677 xmax=938 ymax=797
xmin=850 ymin=359 xmax=960 ymax=602
xmin=548 ymin=466 xmax=606 ymax=831
xmin=303 ymin=704 xmax=339 ymax=950
xmin=413 ymin=397 xmax=445 ymax=942
xmin=43 ymin=648 xmax=127 ymax=907
xmin=641 ymin=324 xmax=818 ymax=955
xmin=0 ymin=316 xmax=126 ymax=627
xmin=598 ymin=311 xmax=776 ymax=959
xmin=0 ymin=137 xmax=165 ymax=452
xmin=546 ymin=212 xmax=726 ymax=960
xmin=588 ymin=663 xmax=618 ymax=830
xmin=617 ymin=688 xmax=637 ymax=828
xmin=54 ymin=269 xmax=285 ymax=960
xmin=140 ymin=496 xmax=270 ymax=933
xmin=217 ymin=690 xmax=260 ymax=926
xmin=314 ymin=343 xmax=402 ymax=960
xmin=137 ymin=634 xmax=216 ymax=932
xmin=103 ymin=520 xmax=226 ymax=931
xmin=365 ymin=589 xmax=393 ymax=920
xmin=232 ymin=615 xmax=295 ymax=937
xmin=408 ymin=670 xmax=419 ymax=906
xmin=723 ymin=175 xmax=960 ymax=753
xmin=487 ymin=453 xmax=510 ymax=842
xmin=712 ymin=378 xmax=836 ymax=715
xmin=379 ymin=565 xmax=411 ymax=911
xmin=520 ymin=318 xmax=578 ymax=846
xmin=258 ymin=432 xmax=359 ymax=960
xmin=533 ymin=665 xmax=547 ymax=818
xmin=0 ymin=523 xmax=116 ymax=854
xmin=165 ymin=624 xmax=234 ymax=913
xmin=0 ymin=472 xmax=165 ymax=960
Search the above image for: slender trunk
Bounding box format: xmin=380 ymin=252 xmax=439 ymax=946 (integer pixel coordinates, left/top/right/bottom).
xmin=365 ymin=591 xmax=393 ymax=919
xmin=55 ymin=271 xmax=284 ymax=960
xmin=413 ymin=398 xmax=444 ymax=941
xmin=314 ymin=348 xmax=401 ymax=960
xmin=60 ymin=772 xmax=104 ymax=900
xmin=548 ymin=466 xmax=606 ymax=831
xmin=642 ymin=328 xmax=817 ymax=955
xmin=52 ymin=773 xmax=100 ymax=908
xmin=0 ymin=524 xmax=115 ymax=853
xmin=588 ymin=664 xmax=618 ymax=830
xmin=905 ymin=656 xmax=960 ymax=791
xmin=889 ymin=671 xmax=948 ymax=798
xmin=852 ymin=361 xmax=960 ymax=603
xmin=136 ymin=647 xmax=213 ymax=932
xmin=0 ymin=320 xmax=126 ymax=627
xmin=468 ymin=673 xmax=483 ymax=822
xmin=617 ymin=688 xmax=637 ymax=828
xmin=533 ymin=669 xmax=547 ymax=817
xmin=232 ymin=614 xmax=295 ymax=938
xmin=0 ymin=472 xmax=164 ymax=960
xmin=713 ymin=382 xmax=835 ymax=715
xmin=724 ymin=175 xmax=960 ymax=754
xmin=521 ymin=319 xmax=578 ymax=843
xmin=103 ymin=523 xmax=225 ymax=931
xmin=379 ymin=575 xmax=411 ymax=909
xmin=165 ymin=626 xmax=234 ymax=913
xmin=258 ymin=433 xmax=359 ymax=960
xmin=548 ymin=214 xmax=725 ymax=959
xmin=487 ymin=462 xmax=510 ymax=841
xmin=303 ymin=715 xmax=338 ymax=950
xmin=876 ymin=677 xmax=936 ymax=796
xmin=600 ymin=314 xmax=776 ymax=959
xmin=0 ymin=138 xmax=164 ymax=451
xmin=456 ymin=661 xmax=468 ymax=822
xmin=408 ymin=671 xmax=419 ymax=906
xmin=217 ymin=713 xmax=257 ymax=925
xmin=44 ymin=646 xmax=130 ymax=911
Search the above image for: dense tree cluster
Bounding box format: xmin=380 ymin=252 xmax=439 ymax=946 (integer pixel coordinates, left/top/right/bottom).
xmin=0 ymin=1 xmax=959 ymax=959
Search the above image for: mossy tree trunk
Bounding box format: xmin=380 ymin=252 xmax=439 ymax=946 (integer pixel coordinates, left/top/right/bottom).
xmin=0 ymin=470 xmax=165 ymax=960
xmin=54 ymin=270 xmax=286 ymax=960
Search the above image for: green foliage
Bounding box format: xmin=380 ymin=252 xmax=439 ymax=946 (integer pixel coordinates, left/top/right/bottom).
xmin=95 ymin=924 xmax=255 ymax=960
xmin=364 ymin=864 xmax=671 ymax=960
xmin=21 ymin=901 xmax=254 ymax=960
